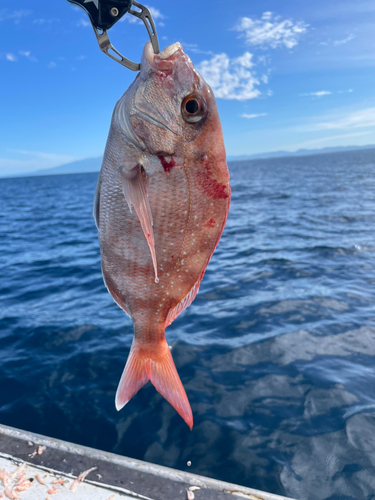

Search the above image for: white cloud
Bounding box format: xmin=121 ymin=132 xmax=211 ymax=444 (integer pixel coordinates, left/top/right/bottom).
xmin=5 ymin=53 xmax=17 ymax=62
xmin=333 ymin=34 xmax=356 ymax=46
xmin=122 ymin=14 xmax=137 ymax=23
xmin=147 ymin=7 xmax=164 ymax=20
xmin=320 ymin=34 xmax=356 ymax=47
xmin=257 ymin=55 xmax=271 ymax=65
xmin=235 ymin=12 xmax=308 ymax=49
xmin=76 ymin=18 xmax=90 ymax=27
xmin=122 ymin=5 xmax=164 ymax=25
xmin=181 ymin=42 xmax=213 ymax=56
xmin=315 ymin=108 xmax=375 ymax=130
xmin=0 ymin=151 xmax=81 ymax=177
xmin=3 ymin=51 xmax=37 ymax=63
xmin=33 ymin=18 xmax=60 ymax=25
xmin=19 ymin=50 xmax=37 ymax=62
xmin=289 ymin=132 xmax=371 ymax=150
xmin=242 ymin=113 xmax=267 ymax=119
xmin=0 ymin=9 xmax=30 ymax=24
xmin=300 ymin=91 xmax=332 ymax=97
xmin=198 ymin=52 xmax=261 ymax=101
xmin=301 ymin=90 xmax=353 ymax=97
xmin=48 ymin=61 xmax=57 ymax=69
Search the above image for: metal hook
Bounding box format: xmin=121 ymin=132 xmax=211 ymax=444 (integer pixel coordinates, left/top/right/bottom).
xmin=91 ymin=1 xmax=159 ymax=71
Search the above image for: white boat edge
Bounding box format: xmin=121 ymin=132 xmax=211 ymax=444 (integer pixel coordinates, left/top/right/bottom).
xmin=0 ymin=422 xmax=297 ymax=500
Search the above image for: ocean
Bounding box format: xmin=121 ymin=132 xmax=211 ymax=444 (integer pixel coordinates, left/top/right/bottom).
xmin=1 ymin=148 xmax=375 ymax=500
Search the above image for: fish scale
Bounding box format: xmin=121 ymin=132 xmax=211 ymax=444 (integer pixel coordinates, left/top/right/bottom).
xmin=94 ymin=41 xmax=230 ymax=429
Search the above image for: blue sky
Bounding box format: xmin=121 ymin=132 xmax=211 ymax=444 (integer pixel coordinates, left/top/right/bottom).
xmin=1 ymin=0 xmax=375 ymax=176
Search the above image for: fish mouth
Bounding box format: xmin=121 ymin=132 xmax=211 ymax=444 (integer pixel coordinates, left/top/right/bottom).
xmin=141 ymin=41 xmax=184 ymax=76
xmin=134 ymin=41 xmax=185 ymax=137
xmin=158 ymin=42 xmax=183 ymax=59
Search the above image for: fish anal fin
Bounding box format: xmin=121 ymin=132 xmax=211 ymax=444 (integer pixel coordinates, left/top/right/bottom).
xmin=119 ymin=164 xmax=158 ymax=283
xmin=165 ymin=269 xmax=205 ymax=327
xmin=115 ymin=338 xmax=193 ymax=430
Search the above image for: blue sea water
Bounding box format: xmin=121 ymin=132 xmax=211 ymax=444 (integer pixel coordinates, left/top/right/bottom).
xmin=1 ymin=149 xmax=375 ymax=500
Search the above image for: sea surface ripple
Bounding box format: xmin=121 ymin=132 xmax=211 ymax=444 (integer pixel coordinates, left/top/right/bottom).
xmin=1 ymin=149 xmax=375 ymax=500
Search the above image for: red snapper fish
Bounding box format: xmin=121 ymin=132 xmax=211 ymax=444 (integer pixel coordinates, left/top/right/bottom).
xmin=94 ymin=41 xmax=230 ymax=429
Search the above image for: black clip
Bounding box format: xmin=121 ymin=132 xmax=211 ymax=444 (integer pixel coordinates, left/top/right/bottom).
xmin=67 ymin=0 xmax=159 ymax=71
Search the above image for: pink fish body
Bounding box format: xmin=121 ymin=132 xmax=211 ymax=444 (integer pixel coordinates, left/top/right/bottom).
xmin=94 ymin=42 xmax=230 ymax=429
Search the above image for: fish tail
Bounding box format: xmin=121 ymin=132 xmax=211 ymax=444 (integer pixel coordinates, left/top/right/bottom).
xmin=115 ymin=338 xmax=193 ymax=430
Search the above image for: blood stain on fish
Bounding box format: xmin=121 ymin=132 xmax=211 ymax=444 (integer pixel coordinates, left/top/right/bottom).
xmin=197 ymin=158 xmax=229 ymax=200
xmin=158 ymin=156 xmax=176 ymax=172
xmin=205 ymin=218 xmax=216 ymax=228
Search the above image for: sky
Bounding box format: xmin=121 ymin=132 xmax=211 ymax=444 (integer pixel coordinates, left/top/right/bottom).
xmin=1 ymin=0 xmax=375 ymax=176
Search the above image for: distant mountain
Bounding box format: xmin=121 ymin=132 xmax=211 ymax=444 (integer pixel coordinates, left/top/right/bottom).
xmin=5 ymin=143 xmax=375 ymax=178
xmin=226 ymin=144 xmax=375 ymax=162
xmin=16 ymin=157 xmax=103 ymax=177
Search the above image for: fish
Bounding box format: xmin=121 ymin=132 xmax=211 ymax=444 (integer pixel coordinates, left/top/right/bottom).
xmin=94 ymin=41 xmax=230 ymax=429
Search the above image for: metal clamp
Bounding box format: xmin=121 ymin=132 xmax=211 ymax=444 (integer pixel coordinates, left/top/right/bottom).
xmin=67 ymin=0 xmax=159 ymax=71
xmin=91 ymin=1 xmax=159 ymax=71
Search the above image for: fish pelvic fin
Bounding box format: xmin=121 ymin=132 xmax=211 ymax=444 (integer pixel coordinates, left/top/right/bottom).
xmin=119 ymin=164 xmax=159 ymax=283
xmin=115 ymin=337 xmax=193 ymax=430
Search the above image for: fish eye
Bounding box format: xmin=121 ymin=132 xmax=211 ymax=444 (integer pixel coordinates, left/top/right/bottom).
xmin=181 ymin=95 xmax=206 ymax=123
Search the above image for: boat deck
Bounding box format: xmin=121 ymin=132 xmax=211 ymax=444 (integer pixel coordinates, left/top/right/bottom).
xmin=0 ymin=423 xmax=296 ymax=500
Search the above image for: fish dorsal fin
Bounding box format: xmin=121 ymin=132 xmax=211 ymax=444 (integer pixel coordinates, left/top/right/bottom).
xmin=119 ymin=164 xmax=159 ymax=283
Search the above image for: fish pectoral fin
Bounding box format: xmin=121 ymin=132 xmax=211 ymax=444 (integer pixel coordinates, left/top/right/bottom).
xmin=119 ymin=164 xmax=158 ymax=283
xmin=93 ymin=175 xmax=101 ymax=229
xmin=115 ymin=338 xmax=193 ymax=430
